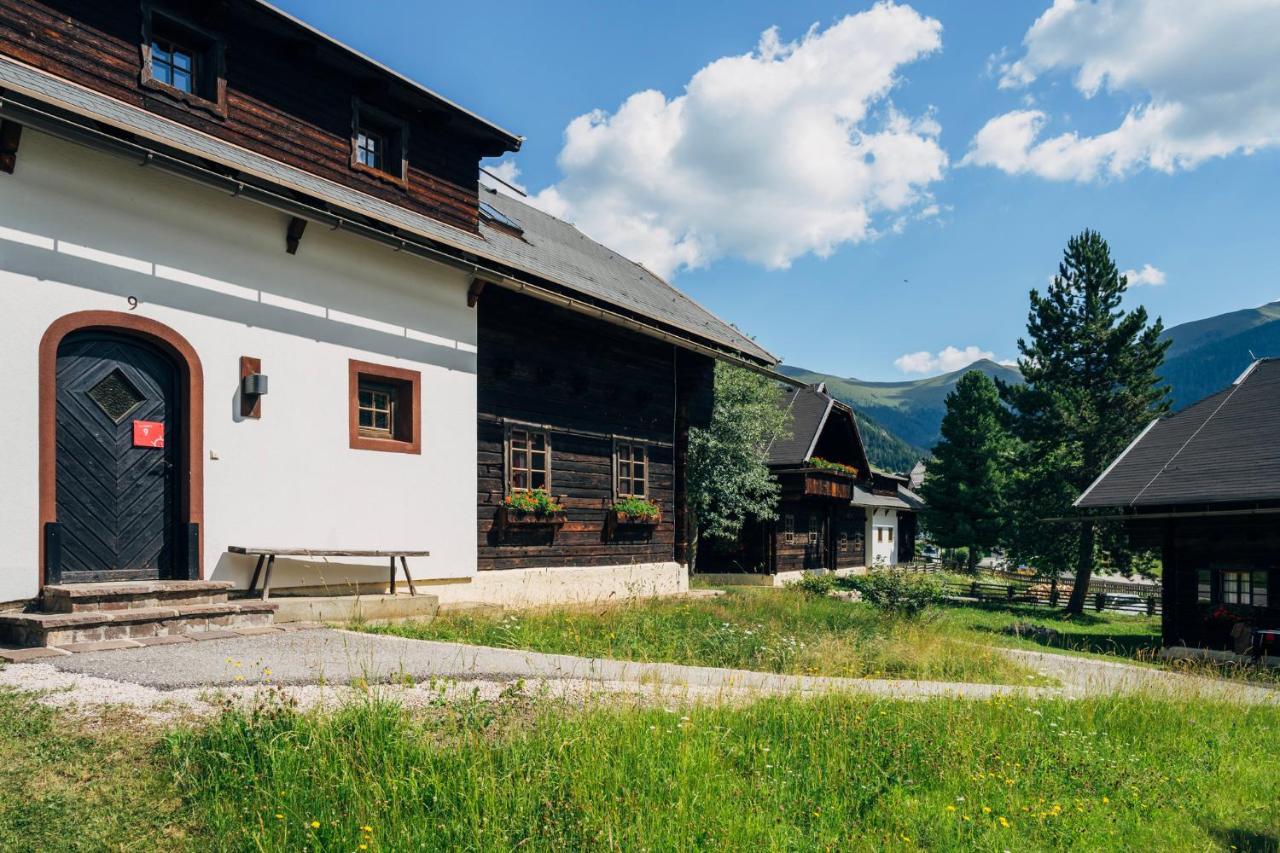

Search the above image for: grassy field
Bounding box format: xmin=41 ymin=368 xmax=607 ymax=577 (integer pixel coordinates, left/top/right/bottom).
xmin=3 ymin=687 xmax=1277 ymax=850
xmin=366 ymin=587 xmax=1045 ymax=685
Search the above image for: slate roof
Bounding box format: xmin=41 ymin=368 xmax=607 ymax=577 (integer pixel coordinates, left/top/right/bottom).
xmin=479 ymin=187 xmax=772 ymax=362
xmin=1076 ymin=358 xmax=1280 ymax=508
xmin=766 ymin=384 xmax=835 ymax=466
xmin=0 ymin=55 xmax=774 ymax=365
xmin=851 ymin=484 xmax=918 ymax=511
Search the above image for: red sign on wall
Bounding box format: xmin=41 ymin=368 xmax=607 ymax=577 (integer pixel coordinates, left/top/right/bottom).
xmin=132 ymin=420 xmax=165 ymax=448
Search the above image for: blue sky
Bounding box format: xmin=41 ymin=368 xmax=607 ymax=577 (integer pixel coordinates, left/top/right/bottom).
xmin=277 ymin=0 xmax=1280 ymax=380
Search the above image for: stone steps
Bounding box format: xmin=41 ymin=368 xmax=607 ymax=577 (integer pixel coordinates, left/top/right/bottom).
xmin=41 ymin=580 xmax=233 ymax=612
xmin=0 ymin=600 xmax=277 ymax=647
xmin=0 ymin=581 xmax=276 ymax=648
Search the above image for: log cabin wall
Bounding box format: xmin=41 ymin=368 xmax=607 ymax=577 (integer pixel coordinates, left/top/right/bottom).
xmin=770 ymin=502 xmax=865 ymax=573
xmin=1 ymin=0 xmax=499 ymax=232
xmin=1145 ymin=514 xmax=1280 ymax=649
xmin=477 ymin=288 xmax=713 ymax=571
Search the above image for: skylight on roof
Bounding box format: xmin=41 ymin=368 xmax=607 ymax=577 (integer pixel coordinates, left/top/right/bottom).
xmin=479 ymin=201 xmax=522 ymax=233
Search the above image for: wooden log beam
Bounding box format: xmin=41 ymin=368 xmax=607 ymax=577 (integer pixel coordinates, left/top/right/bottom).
xmin=467 ymin=277 xmax=488 ymax=308
xmin=0 ymin=120 xmax=22 ymax=174
xmin=285 ymin=216 xmax=308 ymax=254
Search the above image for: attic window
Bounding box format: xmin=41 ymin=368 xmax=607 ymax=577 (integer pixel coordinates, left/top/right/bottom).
xmin=351 ymin=99 xmax=408 ymax=184
xmin=479 ymin=201 xmax=523 ymax=234
xmin=140 ymin=5 xmax=226 ymax=116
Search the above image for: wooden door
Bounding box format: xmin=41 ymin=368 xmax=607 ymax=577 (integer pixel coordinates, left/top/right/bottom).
xmin=54 ymin=331 xmax=180 ymax=581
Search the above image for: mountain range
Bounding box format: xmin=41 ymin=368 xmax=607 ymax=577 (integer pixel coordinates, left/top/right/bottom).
xmin=782 ymin=299 xmax=1280 ymax=471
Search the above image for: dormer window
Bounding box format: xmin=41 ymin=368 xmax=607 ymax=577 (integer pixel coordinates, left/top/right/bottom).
xmin=351 ymin=99 xmax=408 ymax=184
xmin=140 ymin=4 xmax=226 ymax=117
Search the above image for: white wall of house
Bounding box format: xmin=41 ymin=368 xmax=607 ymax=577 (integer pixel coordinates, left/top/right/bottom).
xmin=866 ymin=508 xmax=899 ymax=567
xmin=0 ymin=131 xmax=478 ymax=603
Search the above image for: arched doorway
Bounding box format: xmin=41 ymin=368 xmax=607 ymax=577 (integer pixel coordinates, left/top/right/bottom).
xmin=39 ymin=312 xmax=204 ymax=586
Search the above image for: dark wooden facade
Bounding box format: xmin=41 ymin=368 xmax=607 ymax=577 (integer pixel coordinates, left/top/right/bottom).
xmin=1 ymin=0 xmax=515 ymax=232
xmin=477 ymin=288 xmax=713 ymax=571
xmin=1129 ymin=511 xmax=1280 ymax=650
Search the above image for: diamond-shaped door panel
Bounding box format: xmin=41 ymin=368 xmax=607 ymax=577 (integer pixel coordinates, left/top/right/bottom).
xmin=87 ymin=368 xmax=146 ymax=423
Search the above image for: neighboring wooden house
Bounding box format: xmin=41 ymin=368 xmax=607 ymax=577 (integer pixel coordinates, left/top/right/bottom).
xmin=1076 ymin=359 xmax=1279 ymax=655
xmin=702 ymin=383 xmax=876 ymax=582
xmin=0 ymin=0 xmax=776 ymax=640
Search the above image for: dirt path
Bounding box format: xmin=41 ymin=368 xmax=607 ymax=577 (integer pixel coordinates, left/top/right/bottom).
xmin=0 ymin=627 xmax=1273 ymax=720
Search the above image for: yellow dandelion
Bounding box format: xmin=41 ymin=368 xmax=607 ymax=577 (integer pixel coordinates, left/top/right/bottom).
xmin=900 ymin=835 xmax=911 ymax=843
xmin=274 ymin=814 xmax=284 ymax=820
xmin=1102 ymin=796 xmax=1110 ymax=804
xmin=310 ymin=820 xmax=320 ymax=829
xmin=982 ymin=806 xmax=992 ymax=814
xmin=999 ymin=816 xmax=1010 ymax=828
xmin=945 ymin=805 xmax=957 ymax=812
xmin=361 ymin=825 xmax=373 ymax=833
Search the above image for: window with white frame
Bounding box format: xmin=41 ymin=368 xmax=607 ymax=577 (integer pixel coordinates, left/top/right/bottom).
xmin=808 ymin=515 xmax=819 ymax=546
xmin=783 ymin=514 xmax=795 ymax=545
xmin=1223 ymin=570 xmax=1268 ymax=607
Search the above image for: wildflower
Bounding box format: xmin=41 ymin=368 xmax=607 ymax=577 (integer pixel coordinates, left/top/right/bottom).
xmin=362 ymin=825 xmax=373 ymax=833
xmin=900 ymin=836 xmax=911 ymax=843
xmin=1102 ymin=796 xmax=1110 ymax=804
xmin=310 ymin=821 xmax=320 ymax=829
xmin=982 ymin=807 xmax=992 ymax=814
xmin=945 ymin=805 xmax=957 ymax=812
xmin=999 ymin=817 xmax=1010 ymax=828
xmin=274 ymin=814 xmax=284 ymax=820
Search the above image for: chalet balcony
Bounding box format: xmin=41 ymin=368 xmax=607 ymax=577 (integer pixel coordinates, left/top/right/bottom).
xmin=777 ymin=468 xmax=855 ymax=502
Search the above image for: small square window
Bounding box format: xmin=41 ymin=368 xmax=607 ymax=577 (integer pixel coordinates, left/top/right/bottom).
xmin=352 ymin=99 xmax=408 ymax=183
xmin=616 ymin=442 xmax=648 ymax=499
xmin=141 ymin=6 xmax=225 ymax=114
xmin=1197 ymin=569 xmax=1212 ymax=603
xmin=348 ymin=360 xmax=420 ymax=454
xmin=808 ymin=516 xmax=820 ymax=546
xmin=508 ymin=427 xmax=551 ymax=493
xmin=783 ymin=514 xmax=794 ymax=545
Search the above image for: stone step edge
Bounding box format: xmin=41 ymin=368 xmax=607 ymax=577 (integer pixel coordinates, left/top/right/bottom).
xmin=42 ymin=580 xmax=234 ymax=599
xmin=0 ymin=601 xmax=278 ymax=629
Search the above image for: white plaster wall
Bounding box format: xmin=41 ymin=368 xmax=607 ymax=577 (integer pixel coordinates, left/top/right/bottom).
xmin=0 ymin=132 xmax=478 ymax=602
xmin=430 ymin=562 xmax=689 ymax=609
xmin=866 ymin=508 xmax=899 ymax=568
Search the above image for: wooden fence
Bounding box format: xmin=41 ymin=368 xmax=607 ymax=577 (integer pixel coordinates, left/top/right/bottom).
xmin=940 ymin=579 xmax=1161 ymax=616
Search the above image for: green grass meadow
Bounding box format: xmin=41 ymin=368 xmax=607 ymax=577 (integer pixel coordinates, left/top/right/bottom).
xmin=2 ymin=687 xmax=1277 ymax=851
xmin=366 ymin=586 xmax=1160 ymax=684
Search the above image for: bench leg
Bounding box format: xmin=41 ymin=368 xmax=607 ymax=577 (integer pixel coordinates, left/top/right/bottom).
xmin=261 ymin=555 xmax=276 ymax=601
xmin=247 ymin=554 xmax=265 ymax=596
xmin=400 ymin=555 xmax=417 ymax=597
xmin=389 ymin=557 xmax=396 ymax=595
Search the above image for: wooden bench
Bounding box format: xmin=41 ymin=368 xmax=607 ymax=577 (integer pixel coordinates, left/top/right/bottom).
xmin=227 ymin=547 xmax=430 ymax=600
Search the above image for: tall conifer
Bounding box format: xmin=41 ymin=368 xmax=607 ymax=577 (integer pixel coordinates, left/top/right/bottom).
xmin=1001 ymin=230 xmax=1170 ymax=613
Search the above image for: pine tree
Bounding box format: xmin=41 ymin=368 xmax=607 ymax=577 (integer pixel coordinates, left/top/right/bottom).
xmin=1001 ymin=230 xmax=1170 ymax=613
xmin=920 ymin=371 xmax=1009 ymax=573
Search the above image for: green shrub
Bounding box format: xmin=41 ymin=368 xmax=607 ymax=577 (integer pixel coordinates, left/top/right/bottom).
xmin=503 ymin=489 xmax=563 ymax=515
xmin=612 ymin=496 xmax=661 ymax=520
xmin=847 ymin=571 xmax=944 ymax=616
xmin=789 ymin=571 xmax=836 ymax=598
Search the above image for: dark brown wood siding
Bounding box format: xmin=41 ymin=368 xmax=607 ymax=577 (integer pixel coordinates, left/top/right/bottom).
xmin=1144 ymin=514 xmax=1280 ymax=649
xmin=1 ymin=0 xmax=490 ymax=231
xmin=477 ymin=289 xmax=712 ymax=571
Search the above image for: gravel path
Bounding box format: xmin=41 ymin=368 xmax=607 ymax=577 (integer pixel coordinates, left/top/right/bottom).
xmin=0 ymin=627 xmax=1274 ymax=720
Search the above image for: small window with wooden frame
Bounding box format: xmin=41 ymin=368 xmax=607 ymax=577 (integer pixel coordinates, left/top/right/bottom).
xmin=614 ymin=441 xmax=649 ymax=499
xmin=348 ymin=359 xmax=421 ymax=454
xmin=783 ymin=514 xmax=795 ymax=545
xmin=808 ymin=515 xmax=820 ymax=546
xmin=351 ymin=98 xmax=409 ymax=185
xmin=506 ymin=425 xmax=551 ymax=494
xmin=140 ymin=3 xmax=227 ymax=117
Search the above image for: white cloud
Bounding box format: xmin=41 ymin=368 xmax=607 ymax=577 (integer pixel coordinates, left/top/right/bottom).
xmin=480 ymin=159 xmax=527 ymax=197
xmin=964 ymin=0 xmax=1280 ymax=181
xmin=1123 ymin=263 xmax=1166 ymax=287
xmin=894 ymin=345 xmax=997 ymax=375
xmin=528 ymin=3 xmax=946 ymax=278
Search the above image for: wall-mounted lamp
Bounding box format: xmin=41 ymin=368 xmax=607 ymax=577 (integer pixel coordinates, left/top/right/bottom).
xmin=241 ymin=373 xmax=269 ymax=396
xmin=240 ymin=356 xmax=266 ymax=419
